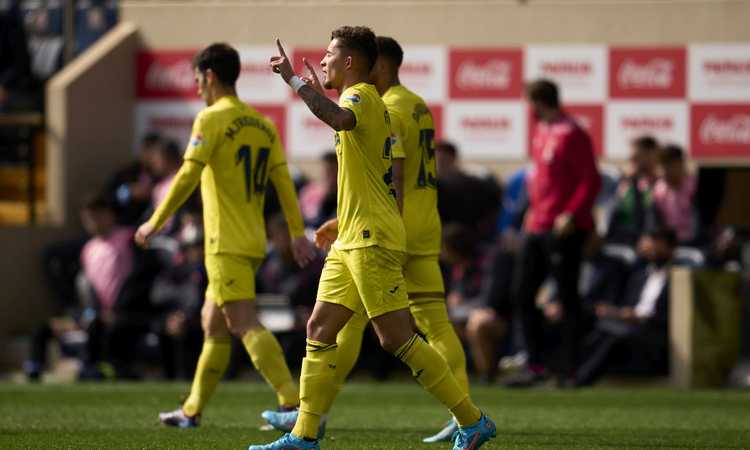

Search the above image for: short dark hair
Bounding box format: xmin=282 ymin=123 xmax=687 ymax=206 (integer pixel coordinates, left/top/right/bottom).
xmin=526 ymin=78 xmax=560 ymax=109
xmin=435 ymin=140 xmax=458 ymax=159
xmin=160 ymin=139 xmax=183 ymax=165
xmin=192 ymin=43 xmax=241 ymax=86
xmin=331 ymin=26 xmax=378 ymax=71
xmin=322 ymin=151 xmax=337 ymax=165
xmin=82 ymin=192 xmax=115 ymax=212
xmin=632 ymin=135 xmax=659 ymax=154
xmin=645 ymin=227 xmax=677 ymax=248
xmin=443 ymin=224 xmax=477 ymax=259
xmin=659 ymin=144 xmax=685 ymax=165
xmin=141 ymin=131 xmax=162 ymax=148
xmin=376 ymin=36 xmax=403 ymax=67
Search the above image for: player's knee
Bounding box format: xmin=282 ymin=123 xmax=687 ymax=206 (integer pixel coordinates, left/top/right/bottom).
xmin=378 ymin=332 xmax=410 ymax=354
xmin=306 ymin=315 xmax=332 ymax=342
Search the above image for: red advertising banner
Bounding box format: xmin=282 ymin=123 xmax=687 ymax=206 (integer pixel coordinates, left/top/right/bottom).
xmin=137 ymin=51 xmax=199 ymax=99
xmin=691 ymin=104 xmax=750 ymax=157
xmin=448 ymin=48 xmax=523 ymax=99
xmin=610 ymin=47 xmax=686 ymax=99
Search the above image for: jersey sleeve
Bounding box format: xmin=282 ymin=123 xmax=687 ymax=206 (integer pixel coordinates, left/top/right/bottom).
xmin=183 ymin=111 xmax=215 ymax=164
xmin=388 ymin=109 xmax=406 ymax=160
xmin=339 ymin=87 xmax=365 ymax=130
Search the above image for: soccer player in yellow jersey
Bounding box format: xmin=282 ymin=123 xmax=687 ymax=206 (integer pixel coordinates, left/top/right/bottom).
xmin=134 ymin=43 xmax=315 ymax=428
xmin=248 ymin=27 xmax=495 ymax=450
xmin=262 ymin=35 xmax=472 ymax=444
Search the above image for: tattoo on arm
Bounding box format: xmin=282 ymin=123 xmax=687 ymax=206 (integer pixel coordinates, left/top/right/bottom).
xmin=298 ymin=85 xmax=355 ymax=131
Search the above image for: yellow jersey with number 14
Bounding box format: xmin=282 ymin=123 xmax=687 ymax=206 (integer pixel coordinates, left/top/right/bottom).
xmin=184 ymin=96 xmax=291 ymax=257
xmin=333 ymin=82 xmax=406 ymax=253
xmin=383 ymin=85 xmax=440 ymax=256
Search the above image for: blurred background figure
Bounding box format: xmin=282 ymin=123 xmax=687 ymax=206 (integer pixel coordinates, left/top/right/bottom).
xmin=298 ymin=151 xmax=337 ymax=229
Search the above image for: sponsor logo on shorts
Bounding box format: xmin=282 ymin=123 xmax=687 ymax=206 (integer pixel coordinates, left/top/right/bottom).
xmin=389 ymin=286 xmax=399 ymax=294
xmin=362 ymin=230 xmax=370 ymax=239
xmin=225 ymin=279 xmax=235 ymax=286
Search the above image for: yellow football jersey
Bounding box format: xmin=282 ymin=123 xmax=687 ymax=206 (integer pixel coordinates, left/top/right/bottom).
xmin=184 ymin=96 xmax=288 ymax=257
xmin=383 ymin=85 xmax=440 ymax=256
xmin=333 ymin=83 xmax=406 ymax=253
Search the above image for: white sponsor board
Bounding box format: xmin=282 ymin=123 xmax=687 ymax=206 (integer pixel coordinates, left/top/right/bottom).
xmin=286 ymin=101 xmax=336 ymax=159
xmin=444 ymin=101 xmax=527 ymax=159
xmin=401 ymin=46 xmax=448 ymax=102
xmin=606 ymin=101 xmax=689 ymax=158
xmin=689 ymin=44 xmax=750 ymax=102
xmin=525 ymin=46 xmax=608 ymax=102
xmin=235 ymin=46 xmax=288 ymax=103
xmin=134 ymin=101 xmax=205 ymax=150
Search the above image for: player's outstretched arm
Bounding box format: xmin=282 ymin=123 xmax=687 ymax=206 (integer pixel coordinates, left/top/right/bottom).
xmin=270 ymin=39 xmax=355 ymax=131
xmin=134 ymin=160 xmax=203 ymax=247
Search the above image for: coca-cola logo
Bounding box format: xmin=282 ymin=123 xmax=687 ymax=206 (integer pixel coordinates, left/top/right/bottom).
xmin=621 ymin=117 xmax=674 ymax=129
xmin=456 ymin=60 xmax=511 ymax=90
xmin=145 ymin=59 xmax=194 ymax=92
xmin=460 ymin=117 xmax=511 ymax=130
xmin=703 ymin=60 xmax=750 ymax=75
xmin=699 ymin=114 xmax=750 ymax=144
xmin=618 ymin=58 xmax=674 ymax=88
xmin=540 ymin=62 xmax=592 ymax=76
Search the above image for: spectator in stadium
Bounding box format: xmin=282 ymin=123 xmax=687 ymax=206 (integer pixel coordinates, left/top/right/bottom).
xmin=652 ymin=144 xmax=699 ymax=245
xmin=75 ymin=0 xmax=118 ymax=55
xmin=0 ymin=2 xmax=37 ymax=112
xmin=150 ymin=139 xmax=184 ymax=234
xmin=439 ymin=224 xmax=511 ymax=383
xmin=298 ymin=151 xmax=337 ymax=228
xmin=151 ymin=210 xmax=206 ymax=380
xmin=576 ymin=228 xmax=675 ymax=386
xmin=436 ymin=140 xmax=502 ymax=241
xmin=106 ymin=132 xmax=161 ymax=225
xmin=510 ymin=78 xmax=601 ymax=388
xmin=256 ymin=214 xmax=325 ymax=365
xmin=77 ymin=194 xmax=159 ymax=379
xmin=606 ymin=135 xmax=661 ymax=246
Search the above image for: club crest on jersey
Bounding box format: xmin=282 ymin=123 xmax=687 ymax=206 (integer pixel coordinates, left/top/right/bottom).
xmin=345 ymin=93 xmax=361 ymax=104
xmin=190 ymin=133 xmax=204 ymax=148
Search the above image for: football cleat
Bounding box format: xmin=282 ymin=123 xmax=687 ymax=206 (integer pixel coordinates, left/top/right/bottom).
xmin=452 ymin=414 xmax=496 ymax=450
xmin=158 ymin=408 xmax=199 ymax=428
xmin=260 ymin=409 xmax=326 ymax=439
xmin=248 ymin=432 xmax=319 ymax=450
xmin=423 ymin=417 xmax=458 ymax=443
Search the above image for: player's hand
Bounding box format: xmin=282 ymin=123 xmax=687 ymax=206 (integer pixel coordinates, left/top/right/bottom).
xmin=314 ymin=218 xmax=339 ymax=251
xmin=553 ymin=212 xmax=575 ymax=237
xmin=291 ymin=235 xmax=316 ymax=268
xmin=134 ymin=222 xmax=156 ymax=248
xmin=270 ymin=38 xmax=295 ymax=83
xmin=301 ymin=57 xmax=325 ymax=95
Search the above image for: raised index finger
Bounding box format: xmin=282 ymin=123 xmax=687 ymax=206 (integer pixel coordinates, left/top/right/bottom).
xmin=275 ymin=38 xmax=288 ymax=58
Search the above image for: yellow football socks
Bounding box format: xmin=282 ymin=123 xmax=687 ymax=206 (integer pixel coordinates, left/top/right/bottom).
xmin=242 ymin=328 xmax=299 ymax=408
xmin=182 ymin=336 xmax=231 ymax=416
xmin=394 ymin=334 xmax=481 ymax=426
xmin=411 ymin=301 xmax=471 ymax=396
xmin=292 ymin=339 xmax=339 ymax=440
xmin=332 ymin=313 xmax=368 ymax=388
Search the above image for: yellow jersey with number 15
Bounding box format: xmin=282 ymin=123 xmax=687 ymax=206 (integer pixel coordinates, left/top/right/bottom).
xmin=383 ymin=85 xmax=440 ymax=256
xmin=333 ymin=82 xmax=406 ymax=253
xmin=184 ymin=96 xmax=290 ymax=257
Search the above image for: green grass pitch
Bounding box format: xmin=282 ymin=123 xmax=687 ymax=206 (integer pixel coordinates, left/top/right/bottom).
xmin=1 ymin=382 xmax=749 ymax=449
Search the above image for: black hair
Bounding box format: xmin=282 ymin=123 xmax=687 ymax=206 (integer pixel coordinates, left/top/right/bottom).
xmin=435 ymin=140 xmax=458 ymax=159
xmin=82 ymin=192 xmax=115 ymax=212
xmin=331 ymin=26 xmax=378 ymax=71
xmin=526 ymin=78 xmax=560 ymax=109
xmin=192 ymin=43 xmax=241 ymax=86
xmin=141 ymin=131 xmax=162 ymax=148
xmin=322 ymin=151 xmax=337 ymax=165
xmin=659 ymin=144 xmax=685 ymax=165
xmin=632 ymin=135 xmax=659 ymax=154
xmin=375 ymin=36 xmax=403 ymax=67
xmin=645 ymin=227 xmax=678 ymax=248
xmin=160 ymin=139 xmax=183 ymax=165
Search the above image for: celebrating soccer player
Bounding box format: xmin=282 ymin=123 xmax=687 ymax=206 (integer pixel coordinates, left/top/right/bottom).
xmin=135 ymin=43 xmax=315 ymax=428
xmin=248 ymin=27 xmax=495 ymax=450
xmin=261 ymin=35 xmax=472 ymax=444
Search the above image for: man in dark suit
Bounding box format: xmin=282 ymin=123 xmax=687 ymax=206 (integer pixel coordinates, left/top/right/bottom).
xmin=576 ymin=228 xmax=676 ymax=386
